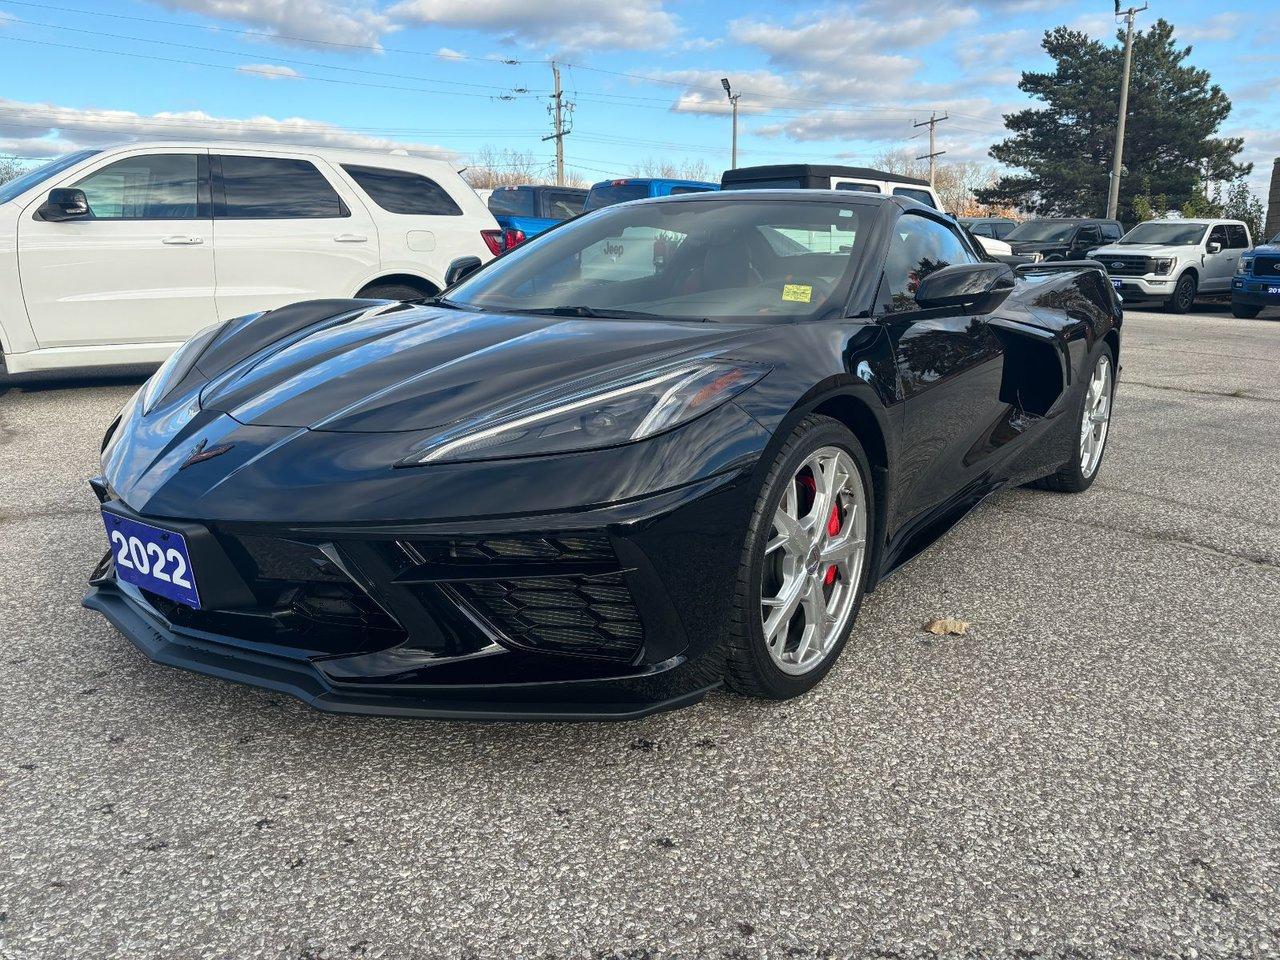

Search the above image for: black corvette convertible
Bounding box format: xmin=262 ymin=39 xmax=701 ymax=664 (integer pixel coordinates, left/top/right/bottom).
xmin=86 ymin=191 xmax=1120 ymax=719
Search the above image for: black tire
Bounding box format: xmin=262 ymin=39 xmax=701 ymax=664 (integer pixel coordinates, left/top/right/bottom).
xmin=724 ymin=415 xmax=874 ymax=700
xmin=1232 ymin=302 xmax=1262 ymax=319
xmin=1031 ymin=342 xmax=1115 ymax=493
xmin=356 ymin=282 xmax=434 ymax=302
xmin=1164 ymin=273 xmax=1197 ymax=313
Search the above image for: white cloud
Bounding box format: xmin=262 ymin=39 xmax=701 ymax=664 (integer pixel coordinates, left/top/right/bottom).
xmin=149 ymin=0 xmax=394 ymax=49
xmin=387 ymin=0 xmax=679 ymax=52
xmin=680 ymin=37 xmax=723 ymax=52
xmin=435 ymin=46 xmax=466 ymax=60
xmin=1182 ymin=12 xmax=1247 ymax=44
xmin=0 ymin=97 xmax=457 ymax=160
xmin=236 ymin=63 xmax=302 ymax=80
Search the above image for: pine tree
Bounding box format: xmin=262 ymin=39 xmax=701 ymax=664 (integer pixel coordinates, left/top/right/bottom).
xmin=976 ymin=19 xmax=1248 ymax=222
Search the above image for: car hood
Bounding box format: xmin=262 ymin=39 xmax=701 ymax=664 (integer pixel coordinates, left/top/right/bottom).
xmin=1249 ymin=243 xmax=1280 ymax=255
xmin=1007 ymin=240 xmax=1068 ymax=252
xmin=1093 ymin=243 xmax=1186 ymax=256
xmin=197 ymin=302 xmax=755 ymax=433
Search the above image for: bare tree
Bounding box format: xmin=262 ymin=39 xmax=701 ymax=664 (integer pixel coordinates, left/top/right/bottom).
xmin=0 ymin=158 xmax=26 ymax=187
xmin=630 ymin=157 xmax=715 ymax=182
xmin=462 ymin=146 xmax=551 ymax=189
xmin=872 ymin=150 xmax=1012 ymax=217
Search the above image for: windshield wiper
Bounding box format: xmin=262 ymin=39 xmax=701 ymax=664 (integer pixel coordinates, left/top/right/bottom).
xmin=516 ymin=306 xmax=711 ymax=322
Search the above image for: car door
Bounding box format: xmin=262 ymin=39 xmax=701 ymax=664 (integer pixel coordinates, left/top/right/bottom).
xmin=877 ymin=212 xmax=1008 ymax=523
xmin=1073 ymin=223 xmax=1102 ymax=257
xmin=1201 ymin=224 xmax=1236 ymax=291
xmin=210 ymin=151 xmax=379 ymax=319
xmin=16 ymin=149 xmax=217 ymax=348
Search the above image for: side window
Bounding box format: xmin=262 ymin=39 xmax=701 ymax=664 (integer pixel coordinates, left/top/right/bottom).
xmin=542 ymin=191 xmax=585 ymax=219
xmin=218 ymin=155 xmax=346 ymax=219
xmin=970 ymin=223 xmax=994 ymax=238
xmin=881 ymin=215 xmax=976 ymax=313
xmin=669 ymin=186 xmax=712 ymax=195
xmin=892 ymin=187 xmax=938 ymax=209
xmin=1076 ymin=225 xmax=1101 ymax=245
xmin=836 ymin=181 xmax=880 ymax=193
xmin=1208 ymin=224 xmax=1228 ymax=248
xmin=73 ymin=154 xmax=203 ymax=220
xmin=1226 ymin=224 xmax=1249 ymax=249
xmin=993 ymin=222 xmax=1017 ymax=240
xmin=1102 ymin=223 xmax=1122 ymax=241
xmin=341 ymin=164 xmax=461 ymax=216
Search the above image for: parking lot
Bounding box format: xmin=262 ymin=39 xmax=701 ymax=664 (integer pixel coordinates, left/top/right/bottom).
xmin=1 ymin=307 xmax=1278 ymax=958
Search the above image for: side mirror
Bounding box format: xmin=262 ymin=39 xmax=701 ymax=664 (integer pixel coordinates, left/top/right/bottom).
xmin=1206 ymin=241 xmax=1222 ymax=254
xmin=444 ymin=256 xmax=482 ymax=288
xmin=915 ymin=262 xmax=1016 ymax=312
xmin=38 ymin=188 xmax=89 ymax=222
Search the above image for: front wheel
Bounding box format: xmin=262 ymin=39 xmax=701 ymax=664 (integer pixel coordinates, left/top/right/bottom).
xmin=1232 ymin=302 xmax=1262 ymax=319
xmin=725 ymin=415 xmax=873 ymax=700
xmin=1032 ymin=344 xmax=1115 ymax=493
xmin=1165 ymin=273 xmax=1197 ymax=313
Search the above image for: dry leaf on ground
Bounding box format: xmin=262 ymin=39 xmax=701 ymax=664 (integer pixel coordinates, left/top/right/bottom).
xmin=923 ymin=617 xmax=970 ymax=636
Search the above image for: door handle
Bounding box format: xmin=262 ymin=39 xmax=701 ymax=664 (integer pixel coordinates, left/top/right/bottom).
xmin=162 ymin=235 xmax=203 ymax=245
xmin=334 ymin=233 xmax=368 ymax=243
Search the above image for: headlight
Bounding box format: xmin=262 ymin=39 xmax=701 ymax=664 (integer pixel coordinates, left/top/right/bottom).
xmin=141 ymin=321 xmax=224 ymax=415
xmin=1238 ymin=255 xmax=1254 ymax=275
xmin=400 ymin=360 xmax=769 ymax=466
xmin=1030 ymin=252 xmax=1044 ymax=263
xmin=1152 ymin=257 xmax=1175 ymax=275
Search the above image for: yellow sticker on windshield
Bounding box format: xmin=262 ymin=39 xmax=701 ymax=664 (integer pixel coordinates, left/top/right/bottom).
xmin=782 ymin=284 xmax=813 ymax=303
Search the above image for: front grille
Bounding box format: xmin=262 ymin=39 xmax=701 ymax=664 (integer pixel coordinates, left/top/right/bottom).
xmin=454 ymin=571 xmax=643 ymax=660
xmin=1102 ymin=255 xmax=1152 ymax=276
xmin=403 ymin=533 xmax=615 ymax=566
xmin=1254 ymin=256 xmax=1280 ymax=277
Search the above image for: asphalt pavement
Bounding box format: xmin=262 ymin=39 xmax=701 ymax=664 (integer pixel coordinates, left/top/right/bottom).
xmin=1 ymin=307 xmax=1278 ymax=959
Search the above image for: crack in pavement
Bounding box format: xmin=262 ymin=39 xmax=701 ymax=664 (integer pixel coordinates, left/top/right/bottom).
xmin=0 ymin=506 xmax=101 ymax=525
xmin=1124 ymin=380 xmax=1280 ymax=403
xmin=995 ymin=505 xmax=1280 ymax=572
xmin=1087 ymin=481 xmax=1280 ymax=528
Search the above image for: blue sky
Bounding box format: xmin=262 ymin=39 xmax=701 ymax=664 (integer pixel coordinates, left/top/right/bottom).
xmin=0 ymin=0 xmax=1274 ymax=196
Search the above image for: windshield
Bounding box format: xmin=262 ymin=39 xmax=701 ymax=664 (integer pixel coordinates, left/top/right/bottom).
xmin=1006 ymin=221 xmax=1077 ymax=243
xmin=0 ymin=150 xmax=100 ymax=204
xmin=1118 ymin=222 xmax=1208 ymax=245
xmin=584 ymin=182 xmax=649 ymax=210
xmin=444 ymin=197 xmax=868 ymax=323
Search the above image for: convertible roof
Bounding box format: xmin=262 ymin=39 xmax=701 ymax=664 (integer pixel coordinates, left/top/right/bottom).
xmin=722 ymin=164 xmax=931 ymax=188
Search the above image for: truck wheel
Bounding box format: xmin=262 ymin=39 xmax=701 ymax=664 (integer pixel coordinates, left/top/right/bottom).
xmin=1165 ymin=274 xmax=1197 ymax=313
xmin=1231 ymin=302 xmax=1262 ymax=319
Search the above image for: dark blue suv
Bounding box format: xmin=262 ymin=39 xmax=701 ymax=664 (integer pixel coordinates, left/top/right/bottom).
xmin=1232 ymin=231 xmax=1280 ymax=318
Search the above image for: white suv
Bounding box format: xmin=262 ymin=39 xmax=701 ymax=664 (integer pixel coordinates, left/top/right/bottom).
xmin=0 ymin=142 xmax=499 ymax=376
xmin=1091 ymin=219 xmax=1251 ymax=313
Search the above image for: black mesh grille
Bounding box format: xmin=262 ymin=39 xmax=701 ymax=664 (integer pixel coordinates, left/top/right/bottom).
xmin=408 ymin=534 xmax=615 ymax=565
xmin=1254 ymin=256 xmax=1280 ymax=277
xmin=456 ymin=572 xmax=643 ymax=660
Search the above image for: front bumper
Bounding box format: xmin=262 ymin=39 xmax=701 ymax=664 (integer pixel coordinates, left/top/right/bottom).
xmin=1232 ymin=278 xmax=1280 ymax=307
xmin=1109 ymin=275 xmax=1177 ymax=300
xmin=85 ymin=469 xmax=755 ymax=719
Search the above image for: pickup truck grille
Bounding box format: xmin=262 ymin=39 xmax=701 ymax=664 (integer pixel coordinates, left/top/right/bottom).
xmin=1101 ymin=255 xmax=1152 ymax=276
xmin=1253 ymin=256 xmax=1280 ymax=278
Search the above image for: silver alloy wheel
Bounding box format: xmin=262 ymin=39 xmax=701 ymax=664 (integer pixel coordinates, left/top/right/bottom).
xmin=760 ymin=446 xmax=868 ymax=676
xmin=1080 ymin=354 xmax=1113 ymax=478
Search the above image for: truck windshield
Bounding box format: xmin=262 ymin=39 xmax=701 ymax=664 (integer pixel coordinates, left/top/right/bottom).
xmin=443 ymin=197 xmax=868 ymax=323
xmin=1006 ymin=221 xmax=1077 ymax=242
xmin=1118 ymin=222 xmax=1208 ymax=245
xmin=0 ymin=150 xmax=100 ymax=204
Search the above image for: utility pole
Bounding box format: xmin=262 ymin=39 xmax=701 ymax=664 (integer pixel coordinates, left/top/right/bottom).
xmin=721 ymin=77 xmax=741 ymax=169
xmin=913 ymin=111 xmax=948 ymax=186
xmin=1107 ymin=2 xmax=1148 ymax=219
xmin=542 ymin=61 xmax=572 ymax=186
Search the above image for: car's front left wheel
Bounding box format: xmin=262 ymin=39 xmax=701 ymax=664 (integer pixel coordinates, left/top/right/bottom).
xmin=725 ymin=415 xmax=873 ymax=700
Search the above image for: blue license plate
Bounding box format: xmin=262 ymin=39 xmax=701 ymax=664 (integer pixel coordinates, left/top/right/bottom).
xmin=102 ymin=511 xmax=201 ymax=608
xmin=1111 ymin=279 xmax=1123 ymax=290
xmin=1268 ymin=286 xmax=1280 ymax=295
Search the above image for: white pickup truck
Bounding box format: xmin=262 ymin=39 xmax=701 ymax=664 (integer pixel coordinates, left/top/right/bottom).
xmin=1090 ymin=219 xmax=1251 ymax=313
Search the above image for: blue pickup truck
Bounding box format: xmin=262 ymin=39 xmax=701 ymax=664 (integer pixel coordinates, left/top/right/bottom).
xmin=1232 ymin=231 xmax=1280 ymax=318
xmin=486 ymin=185 xmax=587 ymax=252
xmin=584 ymin=177 xmax=718 ymax=210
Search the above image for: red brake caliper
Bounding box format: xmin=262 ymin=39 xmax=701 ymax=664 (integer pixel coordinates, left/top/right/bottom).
xmin=799 ymin=473 xmax=841 ymax=587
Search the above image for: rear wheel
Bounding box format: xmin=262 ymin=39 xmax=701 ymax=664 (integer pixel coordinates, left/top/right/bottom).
xmin=1232 ymin=302 xmax=1262 ymax=319
xmin=725 ymin=416 xmax=873 ymax=700
xmin=1032 ymin=344 xmax=1115 ymax=493
xmin=1165 ymin=273 xmax=1197 ymax=313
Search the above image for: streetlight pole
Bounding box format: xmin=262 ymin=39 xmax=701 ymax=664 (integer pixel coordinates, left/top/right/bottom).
xmin=721 ymin=78 xmax=740 ymax=169
xmin=1107 ymin=2 xmax=1147 ymax=220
